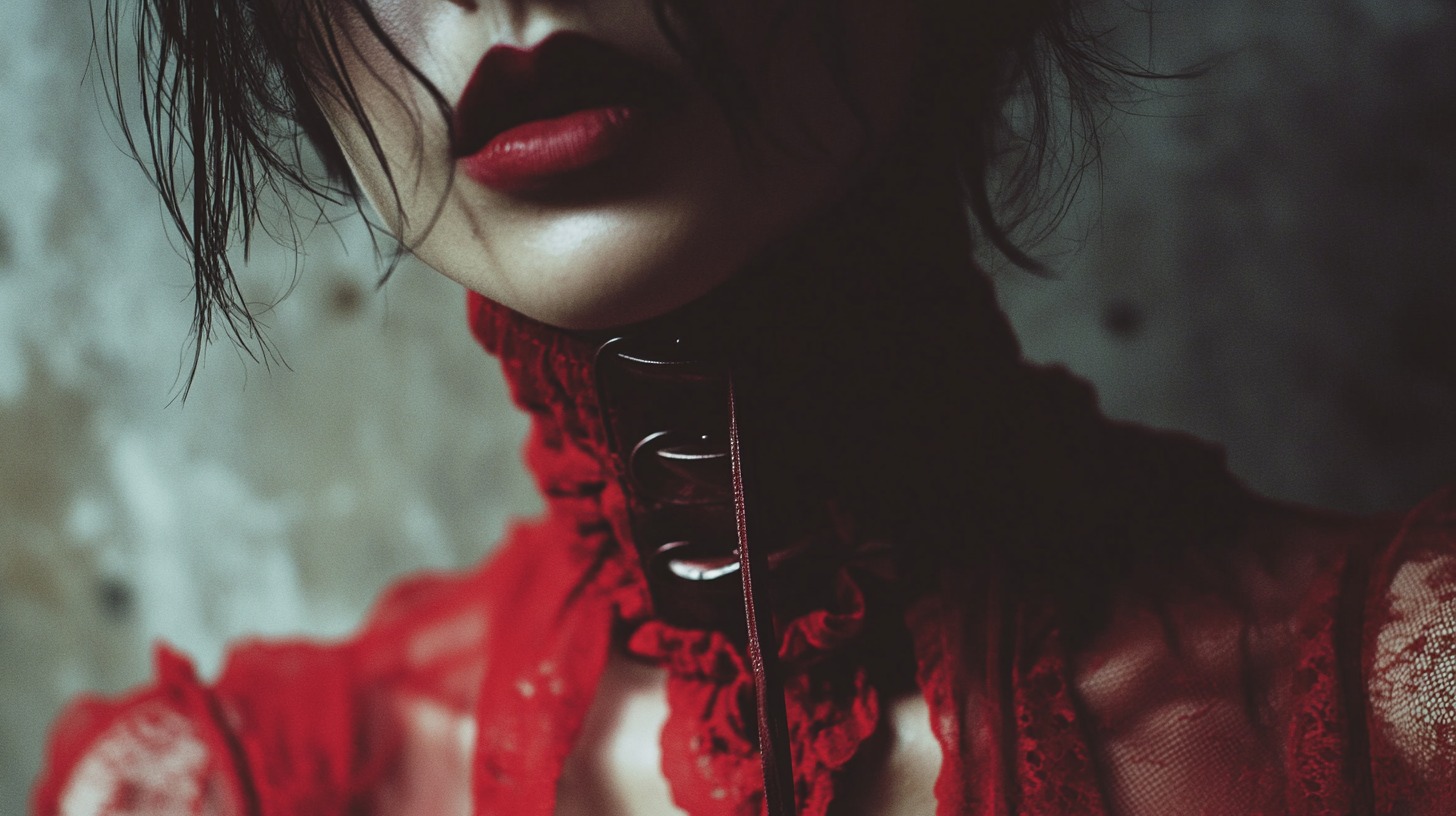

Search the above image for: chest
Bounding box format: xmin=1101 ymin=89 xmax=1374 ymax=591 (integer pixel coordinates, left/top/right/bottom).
xmin=376 ymin=623 xmax=1300 ymax=816
xmin=548 ymin=630 xmax=1305 ymax=816
xmin=554 ymin=653 xmax=942 ymax=816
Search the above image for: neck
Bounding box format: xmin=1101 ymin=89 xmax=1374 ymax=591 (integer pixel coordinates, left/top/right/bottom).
xmin=472 ymin=166 xmax=1025 ymax=624
xmin=469 ymin=158 xmax=1244 ymax=636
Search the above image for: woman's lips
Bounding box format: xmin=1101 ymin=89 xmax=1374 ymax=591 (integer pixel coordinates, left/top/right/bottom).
xmin=452 ymin=32 xmax=680 ymax=193
xmin=458 ymin=106 xmax=643 ymax=193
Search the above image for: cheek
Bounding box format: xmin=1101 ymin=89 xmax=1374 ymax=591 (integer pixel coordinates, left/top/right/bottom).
xmin=327 ymin=94 xmax=442 ymax=240
xmin=334 ymin=103 xmax=444 ymax=245
xmin=310 ymin=3 xmax=480 ymax=234
xmin=349 ymin=0 xmax=421 ymax=38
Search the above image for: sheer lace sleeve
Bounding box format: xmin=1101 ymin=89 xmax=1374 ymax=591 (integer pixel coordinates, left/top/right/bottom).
xmin=31 ymin=647 xmax=248 ymax=816
xmin=34 ymin=637 xmax=379 ymax=816
xmin=1368 ymin=486 xmax=1456 ymax=814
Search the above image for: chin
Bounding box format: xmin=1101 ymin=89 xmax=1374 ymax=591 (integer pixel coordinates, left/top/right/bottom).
xmin=416 ymin=148 xmax=832 ymax=330
xmin=442 ymin=220 xmax=757 ymax=332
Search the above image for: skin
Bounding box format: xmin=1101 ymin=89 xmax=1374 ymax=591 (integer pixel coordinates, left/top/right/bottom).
xmin=312 ymin=0 xmax=926 ymax=329
xmin=309 ymin=3 xmax=940 ymax=811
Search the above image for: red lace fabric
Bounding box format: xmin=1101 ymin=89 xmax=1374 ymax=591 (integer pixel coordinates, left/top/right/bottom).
xmin=32 ymin=271 xmax=1456 ymax=815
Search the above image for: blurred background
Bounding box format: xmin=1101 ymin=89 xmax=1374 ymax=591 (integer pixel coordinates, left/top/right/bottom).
xmin=1 ymin=0 xmax=1454 ymax=811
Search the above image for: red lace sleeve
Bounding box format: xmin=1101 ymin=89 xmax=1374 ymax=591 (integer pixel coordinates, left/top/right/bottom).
xmin=1367 ymin=485 xmax=1456 ymax=815
xmin=31 ymin=646 xmax=249 ymax=816
xmin=33 ymin=636 xmax=380 ymax=816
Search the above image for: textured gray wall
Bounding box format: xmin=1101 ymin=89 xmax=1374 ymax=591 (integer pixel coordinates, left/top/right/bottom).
xmin=1 ymin=0 xmax=1453 ymax=812
xmin=0 ymin=4 xmax=539 ymax=810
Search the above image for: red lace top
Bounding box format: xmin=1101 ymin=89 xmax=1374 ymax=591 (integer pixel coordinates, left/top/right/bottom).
xmin=31 ymin=247 xmax=1456 ymax=815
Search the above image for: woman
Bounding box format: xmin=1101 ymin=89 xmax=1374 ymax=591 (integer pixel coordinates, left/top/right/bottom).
xmin=32 ymin=0 xmax=1456 ymax=814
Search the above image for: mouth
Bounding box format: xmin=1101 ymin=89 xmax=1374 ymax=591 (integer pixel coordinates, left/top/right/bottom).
xmin=451 ymin=32 xmax=684 ymax=193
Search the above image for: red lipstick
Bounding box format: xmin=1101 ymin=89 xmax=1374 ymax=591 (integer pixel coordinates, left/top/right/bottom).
xmin=452 ymin=32 xmax=682 ymax=193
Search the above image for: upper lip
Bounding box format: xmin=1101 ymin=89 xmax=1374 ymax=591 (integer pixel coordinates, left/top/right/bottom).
xmin=451 ymin=31 xmax=683 ymax=158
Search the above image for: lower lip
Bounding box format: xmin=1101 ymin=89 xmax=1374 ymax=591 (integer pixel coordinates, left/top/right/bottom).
xmin=458 ymin=106 xmax=643 ymax=193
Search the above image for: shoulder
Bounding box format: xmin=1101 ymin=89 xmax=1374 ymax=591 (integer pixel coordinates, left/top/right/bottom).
xmin=1066 ymin=491 xmax=1441 ymax=813
xmin=1366 ymin=485 xmax=1456 ymax=787
xmin=34 ymin=518 xmax=589 ymax=816
xmin=34 ymin=610 xmax=437 ymax=815
xmin=33 ymin=646 xmax=247 ymax=816
xmin=1070 ymin=490 xmax=1396 ymax=717
xmin=35 ymin=636 xmax=383 ymax=816
xmin=1074 ymin=493 xmax=1399 ymax=707
xmin=31 ymin=566 xmax=467 ymax=816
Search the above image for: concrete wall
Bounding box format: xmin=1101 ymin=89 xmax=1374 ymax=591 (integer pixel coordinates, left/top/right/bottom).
xmin=1 ymin=0 xmax=1453 ymax=810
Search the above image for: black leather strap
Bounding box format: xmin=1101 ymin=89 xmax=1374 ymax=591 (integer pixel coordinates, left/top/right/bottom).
xmin=594 ymin=332 xmax=798 ymax=814
xmin=729 ymin=375 xmax=797 ymax=816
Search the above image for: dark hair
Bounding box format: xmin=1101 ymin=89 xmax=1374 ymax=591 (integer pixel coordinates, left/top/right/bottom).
xmin=97 ymin=0 xmax=1160 ymax=388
